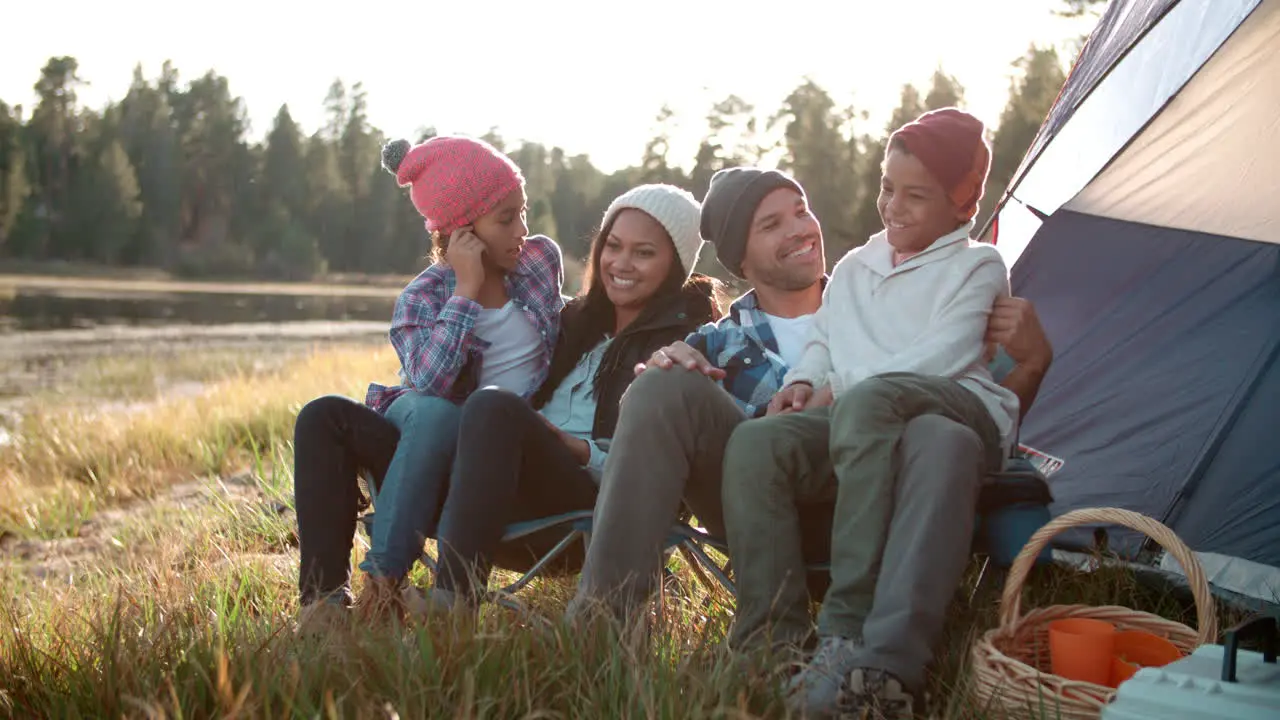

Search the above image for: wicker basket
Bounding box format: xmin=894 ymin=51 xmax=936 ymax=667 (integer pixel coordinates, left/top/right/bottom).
xmin=967 ymin=507 xmax=1219 ymax=719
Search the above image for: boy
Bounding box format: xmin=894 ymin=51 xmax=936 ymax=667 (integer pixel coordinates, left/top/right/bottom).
xmin=721 ymin=107 xmax=1019 ymax=718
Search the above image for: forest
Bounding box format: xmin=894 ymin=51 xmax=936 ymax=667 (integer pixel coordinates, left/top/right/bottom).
xmin=0 ymin=47 xmax=1069 ymax=282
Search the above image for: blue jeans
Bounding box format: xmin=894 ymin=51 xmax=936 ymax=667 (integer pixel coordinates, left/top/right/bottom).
xmin=358 ymin=391 xmax=462 ymax=579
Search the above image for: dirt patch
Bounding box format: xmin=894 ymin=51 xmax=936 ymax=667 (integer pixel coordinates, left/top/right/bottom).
xmin=0 ymin=472 xmax=287 ymax=581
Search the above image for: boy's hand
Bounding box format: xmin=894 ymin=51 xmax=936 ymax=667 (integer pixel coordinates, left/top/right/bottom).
xmin=634 ymin=341 xmax=726 ymax=379
xmin=805 ymin=384 xmax=834 ymax=409
xmin=767 ymin=382 xmax=813 ymax=416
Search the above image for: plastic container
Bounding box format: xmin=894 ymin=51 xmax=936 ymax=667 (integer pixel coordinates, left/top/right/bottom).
xmin=1050 ymin=618 xmax=1118 ymax=686
xmin=1111 ymin=630 xmax=1184 ymax=685
xmin=1102 ymin=615 xmax=1280 ymax=720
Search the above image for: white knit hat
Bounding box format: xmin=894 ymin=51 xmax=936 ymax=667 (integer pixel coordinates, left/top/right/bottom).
xmin=600 ymin=184 xmax=705 ymax=280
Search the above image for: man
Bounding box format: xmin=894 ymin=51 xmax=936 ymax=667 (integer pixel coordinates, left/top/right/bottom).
xmin=565 ymin=167 xmax=1051 ymax=706
xmin=725 ymin=109 xmax=1030 ymax=718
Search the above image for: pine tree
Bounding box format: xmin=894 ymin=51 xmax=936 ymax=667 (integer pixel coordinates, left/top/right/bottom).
xmin=67 ymin=139 xmax=142 ymax=263
xmin=979 ymin=46 xmax=1067 ymax=226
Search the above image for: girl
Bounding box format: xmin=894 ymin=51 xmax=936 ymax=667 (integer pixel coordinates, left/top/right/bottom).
xmin=422 ymin=183 xmax=723 ymax=610
xmin=293 ymin=135 xmax=563 ymax=624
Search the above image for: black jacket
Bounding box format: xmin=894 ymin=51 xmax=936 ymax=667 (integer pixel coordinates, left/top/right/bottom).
xmin=533 ymin=276 xmax=721 ymax=441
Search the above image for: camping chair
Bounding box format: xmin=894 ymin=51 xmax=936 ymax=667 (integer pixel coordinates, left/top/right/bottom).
xmin=355 ymin=496 xmax=730 ymax=612
xmin=665 ymin=452 xmax=1057 ymax=602
xmin=354 ymin=449 xmax=1055 ymax=612
xmin=355 ymin=472 xmax=595 ymax=611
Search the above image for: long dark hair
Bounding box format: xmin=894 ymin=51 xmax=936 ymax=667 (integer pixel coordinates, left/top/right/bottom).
xmin=532 ymin=214 xmax=717 ymax=408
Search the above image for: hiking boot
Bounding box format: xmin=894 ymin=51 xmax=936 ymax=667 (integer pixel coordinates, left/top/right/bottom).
xmin=353 ymin=575 xmax=407 ymax=623
xmin=836 ymin=668 xmax=915 ymax=720
xmin=785 ymin=635 xmax=862 ymax=718
xmin=295 ymin=598 xmax=349 ymax=638
xmin=401 ymin=584 xmax=466 ymax=620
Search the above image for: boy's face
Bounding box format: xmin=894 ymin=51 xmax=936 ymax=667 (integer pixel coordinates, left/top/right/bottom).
xmin=741 ymin=187 xmax=825 ymax=291
xmin=877 ymin=147 xmax=969 ymax=253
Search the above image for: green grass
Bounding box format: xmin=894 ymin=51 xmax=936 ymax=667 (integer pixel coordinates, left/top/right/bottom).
xmin=0 ymin=345 xmax=1246 ymax=719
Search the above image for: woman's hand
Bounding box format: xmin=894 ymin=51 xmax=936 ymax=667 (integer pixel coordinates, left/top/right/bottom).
xmin=538 ymin=413 xmax=592 ymax=465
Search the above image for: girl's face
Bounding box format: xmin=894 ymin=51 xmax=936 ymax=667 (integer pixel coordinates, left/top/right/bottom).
xmin=472 ymin=186 xmax=529 ymax=271
xmin=598 ymin=209 xmax=676 ymax=311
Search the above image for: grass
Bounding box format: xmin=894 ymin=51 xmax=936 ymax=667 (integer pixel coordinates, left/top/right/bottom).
xmin=0 ymin=344 xmax=397 ymax=539
xmin=46 ymin=348 xmax=299 ymax=401
xmin=0 ymin=344 xmax=1249 ymax=719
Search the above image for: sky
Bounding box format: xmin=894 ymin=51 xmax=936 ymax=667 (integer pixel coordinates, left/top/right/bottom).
xmin=0 ymin=0 xmax=1097 ymax=173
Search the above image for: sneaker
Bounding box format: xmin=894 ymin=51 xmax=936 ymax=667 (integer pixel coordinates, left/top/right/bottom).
xmin=836 ymin=668 xmax=914 ymax=720
xmin=295 ymin=598 xmax=349 ymax=638
xmin=785 ymin=635 xmax=862 ymax=718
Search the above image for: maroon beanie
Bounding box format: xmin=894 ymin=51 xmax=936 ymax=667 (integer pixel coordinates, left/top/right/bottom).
xmin=888 ymin=108 xmax=990 ymax=220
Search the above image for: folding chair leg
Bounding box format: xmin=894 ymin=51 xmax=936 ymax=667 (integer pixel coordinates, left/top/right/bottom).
xmin=680 ymin=540 xmax=735 ymax=596
xmin=498 ymin=529 xmax=585 ymax=596
xmin=678 ymin=544 xmax=717 ymax=596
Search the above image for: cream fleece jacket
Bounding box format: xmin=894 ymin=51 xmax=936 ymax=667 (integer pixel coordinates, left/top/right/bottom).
xmin=784 ymin=221 xmax=1020 ymax=448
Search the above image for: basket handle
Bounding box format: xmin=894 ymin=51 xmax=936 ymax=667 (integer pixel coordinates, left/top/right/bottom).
xmin=997 ymin=507 xmax=1219 ymax=645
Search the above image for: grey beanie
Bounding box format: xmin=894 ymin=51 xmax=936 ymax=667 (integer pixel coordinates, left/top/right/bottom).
xmin=699 ymin=167 xmax=805 ymax=278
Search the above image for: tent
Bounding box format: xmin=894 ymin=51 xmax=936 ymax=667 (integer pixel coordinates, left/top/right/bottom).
xmin=982 ymin=0 xmax=1280 ymax=604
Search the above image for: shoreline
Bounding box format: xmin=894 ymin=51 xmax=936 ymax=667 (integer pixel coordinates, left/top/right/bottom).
xmin=0 ymin=273 xmax=406 ymax=299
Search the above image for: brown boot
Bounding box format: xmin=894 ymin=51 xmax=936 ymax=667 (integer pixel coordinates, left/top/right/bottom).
xmin=295 ymin=599 xmax=349 ymax=639
xmin=353 ymin=575 xmax=407 ymax=623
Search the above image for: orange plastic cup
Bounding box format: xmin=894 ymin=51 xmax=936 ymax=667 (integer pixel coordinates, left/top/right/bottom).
xmin=1110 ymin=630 xmax=1184 ymax=685
xmin=1048 ymin=618 xmax=1117 ymax=685
xmin=1111 ymin=656 xmax=1141 ymax=686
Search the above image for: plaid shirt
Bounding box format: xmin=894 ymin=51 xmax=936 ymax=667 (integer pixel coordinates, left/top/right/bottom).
xmin=365 ymin=234 xmax=565 ymax=413
xmin=684 ymin=288 xmax=801 ymax=418
xmin=687 ymin=281 xmax=1028 ymax=428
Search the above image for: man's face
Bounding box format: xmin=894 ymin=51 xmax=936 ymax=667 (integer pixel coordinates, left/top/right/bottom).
xmin=740 ymin=187 xmax=825 ymax=291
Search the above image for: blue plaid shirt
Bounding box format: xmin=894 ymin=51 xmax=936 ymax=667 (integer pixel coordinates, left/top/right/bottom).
xmin=684 ymin=289 xmax=797 ymax=418
xmin=686 ymin=282 xmax=1021 ymax=422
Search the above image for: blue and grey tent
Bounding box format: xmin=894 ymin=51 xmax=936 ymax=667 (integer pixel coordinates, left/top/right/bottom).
xmin=982 ymin=0 xmax=1279 ymax=604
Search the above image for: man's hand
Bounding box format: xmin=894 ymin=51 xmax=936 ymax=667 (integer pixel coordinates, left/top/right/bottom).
xmin=633 ymin=341 xmax=726 ymax=380
xmin=986 ymin=296 xmax=1052 ymax=374
xmin=767 ymin=382 xmax=814 ymax=416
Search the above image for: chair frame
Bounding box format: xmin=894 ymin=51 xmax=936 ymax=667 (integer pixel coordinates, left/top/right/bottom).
xmin=357 ymin=459 xmax=1053 ymax=611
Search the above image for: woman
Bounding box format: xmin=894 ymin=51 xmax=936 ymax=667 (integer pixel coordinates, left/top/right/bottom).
xmin=425 ymin=183 xmax=722 ymax=609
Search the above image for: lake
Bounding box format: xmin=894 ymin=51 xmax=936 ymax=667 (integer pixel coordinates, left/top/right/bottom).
xmin=0 ymin=280 xmax=398 ymax=333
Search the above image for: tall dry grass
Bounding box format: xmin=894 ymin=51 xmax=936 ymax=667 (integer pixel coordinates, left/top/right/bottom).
xmin=0 ymin=346 xmax=1235 ymax=719
xmin=1 ymin=345 xmax=396 ymax=539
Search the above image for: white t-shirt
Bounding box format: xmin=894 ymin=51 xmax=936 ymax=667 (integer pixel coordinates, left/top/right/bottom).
xmin=762 ymin=312 xmax=815 ymax=370
xmin=473 ymin=301 xmax=544 ymax=396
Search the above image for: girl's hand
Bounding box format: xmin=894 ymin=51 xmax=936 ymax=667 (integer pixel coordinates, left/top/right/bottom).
xmin=447 ymin=227 xmax=486 ymax=298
